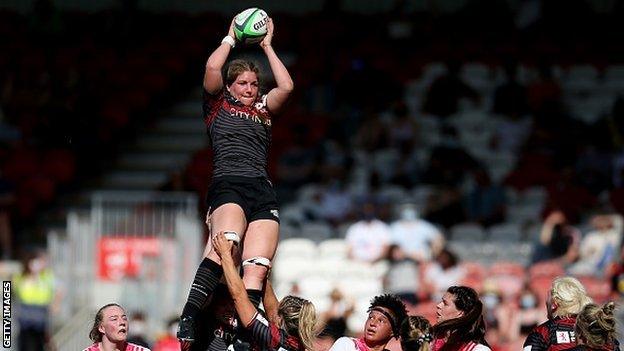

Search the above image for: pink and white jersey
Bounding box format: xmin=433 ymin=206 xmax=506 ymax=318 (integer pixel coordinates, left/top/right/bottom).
xmin=82 ymin=342 xmax=151 ymax=351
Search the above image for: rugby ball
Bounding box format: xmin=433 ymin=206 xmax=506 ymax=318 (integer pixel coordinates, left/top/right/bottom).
xmin=234 ymin=8 xmax=268 ymax=45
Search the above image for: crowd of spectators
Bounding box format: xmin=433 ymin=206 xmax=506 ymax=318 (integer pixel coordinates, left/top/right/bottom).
xmin=0 ymin=1 xmax=209 ymax=256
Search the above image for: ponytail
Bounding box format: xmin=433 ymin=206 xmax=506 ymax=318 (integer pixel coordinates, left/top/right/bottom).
xmin=297 ymin=300 xmax=318 ymax=351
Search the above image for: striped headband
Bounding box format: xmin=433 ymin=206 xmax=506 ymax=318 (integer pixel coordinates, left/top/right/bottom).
xmin=370 ymin=307 xmax=397 ymax=333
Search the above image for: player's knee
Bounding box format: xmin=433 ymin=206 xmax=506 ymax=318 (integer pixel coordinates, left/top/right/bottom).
xmin=242 ymin=256 xmax=271 ymax=280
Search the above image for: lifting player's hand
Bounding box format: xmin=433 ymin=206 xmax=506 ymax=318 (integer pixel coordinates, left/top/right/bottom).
xmin=228 ymin=17 xmax=236 ymax=39
xmin=259 ymin=17 xmax=273 ymax=49
xmin=212 ymin=231 xmax=235 ymax=258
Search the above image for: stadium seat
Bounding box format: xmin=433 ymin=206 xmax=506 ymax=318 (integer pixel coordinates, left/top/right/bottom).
xmin=450 ymin=223 xmax=486 ymax=241
xmin=300 ymin=222 xmax=334 ymax=243
xmin=279 ymin=224 xmax=298 ymax=240
xmin=279 ymin=204 xmax=306 ymax=226
xmin=577 ymin=276 xmax=611 ymax=303
xmin=337 ymin=277 xmax=383 ymax=301
xmin=517 ymin=186 xmax=547 ymax=206
xmin=460 ymin=261 xmax=487 ymax=280
xmin=272 ymin=257 xmax=314 ymax=283
xmin=529 ymin=276 xmax=554 ymax=304
xmin=315 ymin=258 xmax=350 ymax=280
xmin=488 ymin=274 xmax=524 ymax=298
xmin=489 ymin=261 xmax=525 ymax=278
xmin=488 ymin=223 xmax=522 ymax=242
xmin=411 ymin=300 xmax=438 ymax=324
xmin=461 ymin=276 xmax=484 ymax=292
xmin=318 ymin=239 xmax=348 ymax=259
xmin=276 ymin=238 xmax=317 ymax=260
xmin=529 ymin=261 xmax=565 ymax=279
xmin=298 ymin=276 xmax=334 ymax=301
xmin=296 ymin=184 xmax=321 ymax=202
xmin=507 ymin=204 xmax=542 ymax=224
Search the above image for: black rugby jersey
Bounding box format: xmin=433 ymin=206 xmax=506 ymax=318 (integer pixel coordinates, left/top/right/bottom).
xmin=203 ymin=89 xmax=272 ymax=179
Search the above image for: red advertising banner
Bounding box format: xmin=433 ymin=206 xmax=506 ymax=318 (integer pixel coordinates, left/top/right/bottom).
xmin=97 ymin=237 xmax=161 ymax=281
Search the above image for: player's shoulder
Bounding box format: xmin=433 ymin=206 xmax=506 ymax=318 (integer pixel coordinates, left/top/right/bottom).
xmin=329 ymin=337 xmax=357 ymax=351
xmin=473 ymin=344 xmax=491 ymax=351
xmin=81 ymin=345 xmax=99 ymax=351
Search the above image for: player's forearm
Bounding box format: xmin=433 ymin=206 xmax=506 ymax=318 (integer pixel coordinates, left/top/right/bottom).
xmin=263 ymin=45 xmax=293 ymax=93
xmin=204 ymin=43 xmax=231 ymax=92
xmin=221 ymin=254 xmax=247 ymax=302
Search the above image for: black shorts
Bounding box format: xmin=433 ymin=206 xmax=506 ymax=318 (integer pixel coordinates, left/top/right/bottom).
xmin=207 ymin=176 xmax=280 ymax=223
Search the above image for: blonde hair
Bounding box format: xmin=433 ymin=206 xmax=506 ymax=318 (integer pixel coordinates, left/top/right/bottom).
xmin=225 ymin=59 xmax=260 ymax=87
xmin=401 ymin=315 xmax=432 ymax=351
xmin=575 ymin=302 xmax=618 ymax=349
xmin=279 ymin=295 xmax=318 ymax=351
xmin=89 ymin=303 xmax=123 ymax=342
xmin=550 ymin=276 xmax=592 ymax=317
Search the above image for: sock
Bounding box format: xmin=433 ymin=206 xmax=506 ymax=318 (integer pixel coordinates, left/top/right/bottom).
xmin=182 ymin=258 xmax=223 ymax=318
xmin=247 ymin=289 xmax=263 ymax=309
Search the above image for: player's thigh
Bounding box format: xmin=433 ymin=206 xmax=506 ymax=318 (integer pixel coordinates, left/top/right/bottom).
xmin=241 ymin=219 xmax=279 ymax=261
xmin=203 ymin=203 xmax=247 ymax=258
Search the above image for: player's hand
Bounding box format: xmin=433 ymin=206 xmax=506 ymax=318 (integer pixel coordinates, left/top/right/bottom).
xmin=212 ymin=231 xmax=234 ymax=257
xmin=260 ymin=17 xmax=273 ymax=49
xmin=228 ymin=17 xmax=236 ymax=39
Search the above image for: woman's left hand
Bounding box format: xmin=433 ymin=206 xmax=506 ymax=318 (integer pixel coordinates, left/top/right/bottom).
xmin=259 ymin=17 xmax=273 ymax=49
xmin=212 ymin=231 xmax=234 ymax=258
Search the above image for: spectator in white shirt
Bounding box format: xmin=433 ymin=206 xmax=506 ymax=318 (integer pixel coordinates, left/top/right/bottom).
xmin=345 ymin=201 xmax=391 ymax=263
xmin=390 ymin=203 xmax=444 ymax=262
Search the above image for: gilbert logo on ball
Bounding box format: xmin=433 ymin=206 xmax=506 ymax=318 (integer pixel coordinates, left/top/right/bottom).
xmin=234 ymin=8 xmax=268 ymax=45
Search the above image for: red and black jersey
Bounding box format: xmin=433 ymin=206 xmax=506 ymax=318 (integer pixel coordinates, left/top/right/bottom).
xmin=203 ymin=89 xmax=272 ymax=179
xmin=246 ymin=312 xmax=303 ymax=351
xmin=567 ymin=339 xmax=620 ymax=351
xmin=523 ymin=316 xmax=578 ymax=351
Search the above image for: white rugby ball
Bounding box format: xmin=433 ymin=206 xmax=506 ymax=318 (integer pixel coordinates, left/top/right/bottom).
xmin=234 ymin=8 xmax=269 ymax=45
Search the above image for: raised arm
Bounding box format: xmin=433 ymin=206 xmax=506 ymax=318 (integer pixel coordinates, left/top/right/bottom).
xmin=204 ymin=19 xmax=236 ymax=94
xmin=259 ymin=18 xmax=293 ymax=114
xmin=263 ymin=280 xmax=280 ymax=325
xmin=212 ymin=231 xmax=258 ymax=327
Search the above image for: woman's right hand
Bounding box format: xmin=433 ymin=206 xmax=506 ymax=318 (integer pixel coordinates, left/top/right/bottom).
xmin=212 ymin=231 xmax=234 ymax=258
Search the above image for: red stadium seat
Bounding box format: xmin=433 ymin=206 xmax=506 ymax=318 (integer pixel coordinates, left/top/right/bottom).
xmin=461 ymin=261 xmax=487 ymax=280
xmin=577 ymin=276 xmax=612 ymax=303
xmin=529 ymin=261 xmax=565 ymax=279
xmin=410 ymin=301 xmax=438 ymax=324
xmin=489 ymin=261 xmax=526 ymax=278
xmin=529 ymin=276 xmax=553 ymax=304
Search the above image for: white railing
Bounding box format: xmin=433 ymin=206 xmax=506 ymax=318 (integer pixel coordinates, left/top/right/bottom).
xmin=49 ymin=191 xmax=202 ymax=345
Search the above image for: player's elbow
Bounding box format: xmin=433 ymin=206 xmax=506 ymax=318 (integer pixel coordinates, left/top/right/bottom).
xmin=280 ymin=80 xmax=294 ymax=94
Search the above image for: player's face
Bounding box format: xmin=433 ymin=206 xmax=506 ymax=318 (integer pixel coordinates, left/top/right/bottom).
xmin=98 ymin=305 xmax=128 ymax=343
xmin=363 ymin=308 xmax=394 ymax=345
xmin=229 ymin=71 xmax=259 ymax=106
xmin=214 ymin=298 xmax=236 ymax=326
xmin=436 ymin=292 xmax=464 ymax=323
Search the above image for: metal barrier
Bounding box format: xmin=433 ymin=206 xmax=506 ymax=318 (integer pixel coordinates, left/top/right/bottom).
xmin=49 ymin=191 xmax=202 ymax=348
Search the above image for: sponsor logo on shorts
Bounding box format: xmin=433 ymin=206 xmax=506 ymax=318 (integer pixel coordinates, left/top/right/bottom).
xmin=270 ymin=209 xmax=279 ymax=218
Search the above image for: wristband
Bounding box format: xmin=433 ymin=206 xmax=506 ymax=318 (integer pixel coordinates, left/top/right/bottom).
xmin=221 ymin=35 xmax=235 ymax=48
